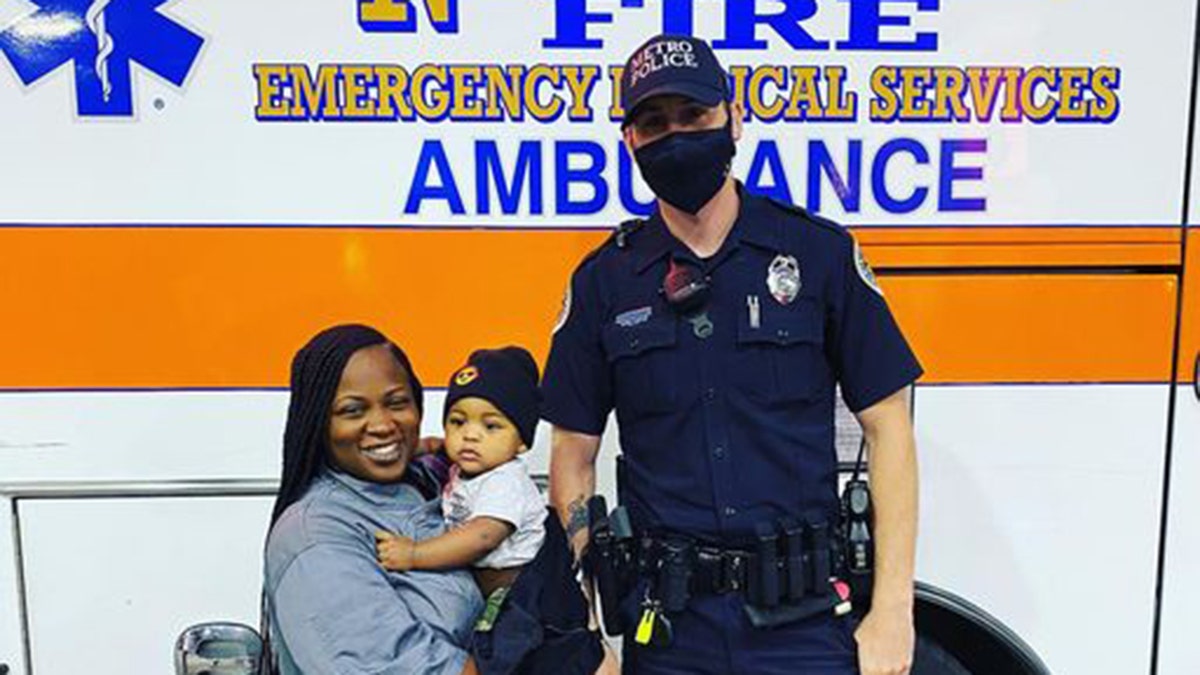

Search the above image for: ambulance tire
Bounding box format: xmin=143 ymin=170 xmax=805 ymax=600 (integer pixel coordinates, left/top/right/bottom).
xmin=912 ymin=581 xmax=1051 ymax=675
xmin=912 ymin=636 xmax=972 ymax=675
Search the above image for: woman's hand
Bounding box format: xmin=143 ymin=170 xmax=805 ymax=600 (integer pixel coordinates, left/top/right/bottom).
xmin=854 ymin=605 xmax=915 ymax=675
xmin=375 ymin=531 xmax=416 ymax=572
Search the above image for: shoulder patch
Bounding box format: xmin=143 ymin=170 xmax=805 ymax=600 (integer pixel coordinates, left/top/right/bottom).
xmin=854 ymin=239 xmax=884 ymax=297
xmin=552 ymin=282 xmax=573 ymax=334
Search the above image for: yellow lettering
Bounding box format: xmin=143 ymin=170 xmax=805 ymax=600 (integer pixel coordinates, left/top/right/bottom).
xmin=966 ymin=67 xmax=1004 ymax=123
xmin=253 ymin=64 xmax=290 ymax=118
xmin=483 ymin=65 xmax=524 ymax=120
xmin=449 ymin=65 xmax=484 ymax=120
xmin=823 ymin=66 xmax=856 ymax=121
xmin=1056 ymin=67 xmax=1089 ymax=120
xmin=931 ymin=67 xmax=968 ymax=121
xmin=288 ymin=64 xmax=341 ymax=119
xmin=999 ymin=67 xmax=1023 ymax=122
xmin=1019 ymin=66 xmax=1056 ymax=122
xmin=412 ymin=64 xmax=450 ymax=119
xmin=609 ymin=65 xmax=626 ymax=122
xmin=525 ymin=64 xmax=563 ymax=121
xmin=784 ymin=66 xmax=823 ymax=120
xmin=562 ymin=65 xmax=601 ymax=120
xmin=375 ymin=65 xmax=413 ymax=119
xmin=1089 ymin=67 xmax=1120 ymax=122
xmin=749 ymin=66 xmax=786 ymax=121
xmin=342 ymin=65 xmax=377 ymax=119
xmin=869 ymin=67 xmax=900 ymax=122
xmin=898 ymin=67 xmax=932 ymax=120
xmin=360 ymin=0 xmax=410 ymax=24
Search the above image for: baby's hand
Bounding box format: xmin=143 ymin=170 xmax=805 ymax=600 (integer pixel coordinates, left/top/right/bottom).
xmin=375 ymin=531 xmax=416 ymax=572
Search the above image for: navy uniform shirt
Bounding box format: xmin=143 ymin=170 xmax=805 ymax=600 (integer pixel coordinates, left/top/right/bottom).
xmin=542 ymin=186 xmax=922 ymax=544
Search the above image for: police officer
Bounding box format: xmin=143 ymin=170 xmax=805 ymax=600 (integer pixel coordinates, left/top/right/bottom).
xmin=543 ymin=34 xmax=922 ymax=675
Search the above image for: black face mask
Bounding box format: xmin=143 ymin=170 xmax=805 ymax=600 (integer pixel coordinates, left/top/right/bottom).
xmin=634 ymin=120 xmax=735 ymax=215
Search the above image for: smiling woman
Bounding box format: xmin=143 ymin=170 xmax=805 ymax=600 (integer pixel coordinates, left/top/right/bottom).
xmin=326 ymin=343 xmax=422 ymax=485
xmin=261 ymin=324 xmax=484 ymax=675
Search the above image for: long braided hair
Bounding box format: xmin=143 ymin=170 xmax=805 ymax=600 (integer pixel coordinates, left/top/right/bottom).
xmin=260 ymin=323 xmax=424 ymax=672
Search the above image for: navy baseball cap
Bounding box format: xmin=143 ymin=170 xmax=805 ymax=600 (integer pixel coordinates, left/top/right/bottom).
xmin=621 ymin=34 xmax=730 ymax=128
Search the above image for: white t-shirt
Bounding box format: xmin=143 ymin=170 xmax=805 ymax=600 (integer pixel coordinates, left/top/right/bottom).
xmin=441 ymin=458 xmax=546 ymax=569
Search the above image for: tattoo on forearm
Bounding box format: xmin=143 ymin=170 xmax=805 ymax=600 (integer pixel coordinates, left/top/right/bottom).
xmin=566 ymin=496 xmax=589 ymax=540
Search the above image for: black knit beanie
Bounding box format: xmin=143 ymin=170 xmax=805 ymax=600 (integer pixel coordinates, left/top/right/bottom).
xmin=444 ymin=346 xmax=541 ymax=448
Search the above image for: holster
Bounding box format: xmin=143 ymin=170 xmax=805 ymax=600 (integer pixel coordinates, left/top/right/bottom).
xmin=585 ymin=496 xmax=638 ymax=636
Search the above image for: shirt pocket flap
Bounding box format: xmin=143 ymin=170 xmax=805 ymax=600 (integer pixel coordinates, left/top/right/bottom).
xmin=602 ymin=317 xmax=678 ymax=362
xmin=736 ymin=297 xmax=823 ymax=347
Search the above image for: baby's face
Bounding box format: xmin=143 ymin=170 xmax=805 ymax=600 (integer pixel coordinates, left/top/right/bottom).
xmin=444 ymin=397 xmax=525 ymax=477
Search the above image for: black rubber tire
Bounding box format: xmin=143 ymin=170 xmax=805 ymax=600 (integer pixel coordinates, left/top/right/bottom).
xmin=911 ymin=635 xmax=973 ymax=675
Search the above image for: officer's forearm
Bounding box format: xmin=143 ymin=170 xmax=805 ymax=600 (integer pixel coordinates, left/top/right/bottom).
xmin=858 ymin=389 xmax=918 ymax=613
xmin=549 ymin=426 xmax=603 ymax=559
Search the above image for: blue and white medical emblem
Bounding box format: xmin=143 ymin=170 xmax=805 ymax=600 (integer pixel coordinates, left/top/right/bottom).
xmin=0 ymin=0 xmax=204 ymax=117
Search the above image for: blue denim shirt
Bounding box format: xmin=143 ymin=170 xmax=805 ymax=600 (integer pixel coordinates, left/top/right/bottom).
xmin=265 ymin=468 xmax=483 ymax=674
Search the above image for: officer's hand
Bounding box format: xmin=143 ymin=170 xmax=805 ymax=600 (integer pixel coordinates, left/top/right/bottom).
xmin=854 ymin=605 xmax=914 ymax=675
xmin=375 ymin=531 xmax=417 ymax=572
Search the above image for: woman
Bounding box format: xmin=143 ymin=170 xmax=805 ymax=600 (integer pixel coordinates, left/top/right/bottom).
xmin=262 ymin=324 xmax=484 ymax=674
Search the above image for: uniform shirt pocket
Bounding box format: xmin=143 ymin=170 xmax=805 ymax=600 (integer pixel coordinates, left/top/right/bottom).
xmin=733 ymin=297 xmax=825 ymax=404
xmin=602 ymin=316 xmax=679 ymax=414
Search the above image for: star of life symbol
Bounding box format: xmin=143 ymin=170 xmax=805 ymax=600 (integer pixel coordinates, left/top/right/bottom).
xmin=0 ymin=0 xmax=204 ymax=117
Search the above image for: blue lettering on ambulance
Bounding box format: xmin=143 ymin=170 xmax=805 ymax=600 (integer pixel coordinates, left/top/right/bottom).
xmin=406 ymin=140 xmax=466 ymax=214
xmin=713 ymin=0 xmax=828 ymax=50
xmin=873 ymin=138 xmax=928 ymax=213
xmin=402 ymin=137 xmax=986 ymax=217
xmin=477 ymin=141 xmax=544 ymax=215
xmin=746 ymin=140 xmax=795 ymax=204
xmin=543 ymin=0 xmax=940 ymax=51
xmin=556 ymin=142 xmax=609 ymax=215
xmin=938 ymin=139 xmax=986 ymax=212
xmin=808 ymin=139 xmax=862 ymax=212
xmin=837 ymin=0 xmax=939 ymax=51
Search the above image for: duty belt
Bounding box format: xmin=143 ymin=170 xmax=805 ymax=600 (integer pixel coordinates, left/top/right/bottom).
xmin=644 ymin=519 xmax=841 ymax=602
xmin=585 ymin=496 xmax=859 ymax=639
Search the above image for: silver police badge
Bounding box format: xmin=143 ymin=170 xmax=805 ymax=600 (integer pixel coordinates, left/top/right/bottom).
xmin=766 ymin=254 xmax=801 ymax=305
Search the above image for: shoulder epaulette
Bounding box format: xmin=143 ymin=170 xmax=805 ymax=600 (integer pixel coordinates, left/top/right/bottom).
xmin=614 ymin=217 xmax=646 ymax=249
xmin=576 ymin=217 xmax=645 ymax=268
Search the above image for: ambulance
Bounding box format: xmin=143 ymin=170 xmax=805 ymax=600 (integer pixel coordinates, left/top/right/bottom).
xmin=0 ymin=1 xmax=1197 ymax=673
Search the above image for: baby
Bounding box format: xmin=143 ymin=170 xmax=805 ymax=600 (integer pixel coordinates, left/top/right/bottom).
xmin=376 ymin=346 xmax=546 ymax=596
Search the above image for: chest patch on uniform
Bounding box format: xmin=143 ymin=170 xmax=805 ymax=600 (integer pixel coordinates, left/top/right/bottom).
xmin=854 ymin=240 xmax=884 ymax=296
xmin=552 ymin=283 xmax=573 ymax=334
xmin=615 ymin=306 xmax=653 ymax=327
xmin=766 ymin=254 xmax=802 ymax=305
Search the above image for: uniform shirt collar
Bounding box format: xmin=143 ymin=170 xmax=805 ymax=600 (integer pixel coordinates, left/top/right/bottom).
xmin=323 ymin=464 xmax=425 ymax=507
xmin=633 ymin=183 xmax=782 ymax=274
